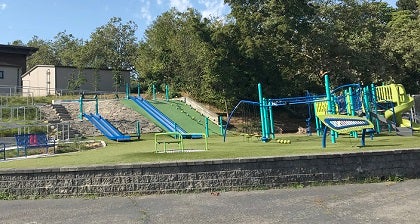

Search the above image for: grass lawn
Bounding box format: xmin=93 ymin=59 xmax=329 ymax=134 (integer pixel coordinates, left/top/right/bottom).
xmin=1 ymin=131 xmax=419 ymax=169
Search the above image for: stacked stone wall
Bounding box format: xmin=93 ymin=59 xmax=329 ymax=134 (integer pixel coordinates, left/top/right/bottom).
xmin=0 ymin=149 xmax=419 ymax=198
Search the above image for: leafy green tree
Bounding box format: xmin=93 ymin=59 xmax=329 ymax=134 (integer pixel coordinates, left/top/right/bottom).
xmin=136 ymin=9 xmax=220 ymax=105
xmin=382 ymin=0 xmax=420 ymax=93
xmin=26 ymin=36 xmax=59 ymax=69
xmin=397 ymin=0 xmax=418 ymax=10
xmin=52 ymin=31 xmax=84 ymax=66
xmin=308 ymin=0 xmax=393 ymax=87
xmin=85 ymin=17 xmax=138 ymax=91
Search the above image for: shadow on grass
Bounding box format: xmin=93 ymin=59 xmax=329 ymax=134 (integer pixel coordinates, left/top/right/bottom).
xmin=358 ymin=144 xmax=402 ymax=148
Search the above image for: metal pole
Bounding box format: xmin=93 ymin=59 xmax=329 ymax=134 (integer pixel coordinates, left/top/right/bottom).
xmin=165 ymin=84 xmax=169 ymax=102
xmin=79 ymin=94 xmax=84 ymax=120
xmin=95 ymin=95 xmax=99 ymax=115
xmin=125 ymin=83 xmax=129 ymax=99
xmin=268 ymin=101 xmax=275 ymax=139
xmin=324 ymin=74 xmax=336 ymax=143
xmin=258 ymin=83 xmax=267 ymax=142
xmin=136 ymin=120 xmax=141 ymax=140
xmin=205 ymin=117 xmax=209 ymax=137
xmin=219 ymin=116 xmax=223 ymax=135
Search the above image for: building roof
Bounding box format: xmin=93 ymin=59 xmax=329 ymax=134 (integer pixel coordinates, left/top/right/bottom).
xmin=0 ymin=44 xmax=38 ymax=56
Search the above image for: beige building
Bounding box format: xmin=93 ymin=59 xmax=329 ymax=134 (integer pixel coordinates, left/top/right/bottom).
xmin=22 ymin=65 xmax=130 ymax=96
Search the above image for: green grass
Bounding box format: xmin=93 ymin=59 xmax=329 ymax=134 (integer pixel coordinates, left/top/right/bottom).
xmin=1 ymin=132 xmax=419 ymax=169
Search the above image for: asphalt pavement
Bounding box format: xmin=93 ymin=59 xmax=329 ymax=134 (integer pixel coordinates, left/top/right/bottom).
xmin=1 ymin=179 xmax=419 ymax=224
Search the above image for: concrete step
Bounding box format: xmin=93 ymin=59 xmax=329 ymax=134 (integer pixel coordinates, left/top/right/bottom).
xmin=396 ymin=127 xmax=413 ymax=136
xmin=51 ymin=104 xmax=73 ymax=121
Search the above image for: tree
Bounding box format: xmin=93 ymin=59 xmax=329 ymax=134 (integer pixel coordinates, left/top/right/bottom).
xmin=311 ymin=0 xmax=392 ymax=85
xmin=52 ymin=31 xmax=84 ymax=67
xmin=397 ymin=0 xmax=418 ymax=10
xmin=382 ymin=0 xmax=420 ymax=92
xmin=26 ymin=36 xmax=59 ymax=69
xmin=85 ymin=17 xmax=138 ymax=91
xmin=136 ymin=9 xmax=221 ymax=104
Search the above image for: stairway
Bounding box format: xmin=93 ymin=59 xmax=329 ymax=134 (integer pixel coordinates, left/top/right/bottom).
xmin=52 ymin=104 xmax=73 ymax=121
xmin=39 ymin=104 xmax=83 ymax=140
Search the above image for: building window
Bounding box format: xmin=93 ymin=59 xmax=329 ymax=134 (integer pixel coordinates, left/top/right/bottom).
xmin=0 ymin=71 xmax=3 ymax=79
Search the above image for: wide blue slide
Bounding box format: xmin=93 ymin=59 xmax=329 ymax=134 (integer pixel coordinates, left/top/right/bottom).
xmin=129 ymin=96 xmax=201 ymax=139
xmin=84 ymin=113 xmax=131 ymax=141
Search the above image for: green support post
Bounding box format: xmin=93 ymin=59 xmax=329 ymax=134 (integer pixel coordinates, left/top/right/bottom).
xmin=371 ymin=83 xmax=380 ymax=134
xmin=363 ymin=86 xmax=371 ymax=121
xmin=138 ymin=83 xmax=141 ymax=97
xmin=269 ymin=101 xmax=275 ymax=139
xmin=95 ymin=95 xmax=99 ymax=115
xmin=348 ymin=87 xmax=357 ymax=138
xmin=263 ymin=98 xmax=270 ymax=140
xmin=125 ymin=83 xmax=129 ymax=99
xmin=205 ymin=117 xmax=209 ymax=137
xmin=136 ymin=120 xmax=141 ymax=140
xmin=324 ymin=74 xmax=336 ymax=143
xmin=219 ymin=116 xmax=224 ymax=135
xmin=165 ymin=84 xmax=169 ymax=102
xmin=152 ymin=84 xmax=156 ymax=100
xmin=258 ymin=83 xmax=268 ymax=142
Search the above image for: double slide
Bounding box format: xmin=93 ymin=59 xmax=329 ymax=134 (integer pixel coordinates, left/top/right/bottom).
xmin=128 ymin=96 xmax=201 ymax=139
xmin=84 ymin=113 xmax=131 ymax=141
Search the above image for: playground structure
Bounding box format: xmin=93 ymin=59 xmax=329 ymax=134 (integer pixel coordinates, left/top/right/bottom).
xmin=224 ymin=74 xmax=419 ymax=147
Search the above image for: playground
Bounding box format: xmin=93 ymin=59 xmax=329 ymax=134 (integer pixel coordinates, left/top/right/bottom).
xmin=1 ymin=76 xmax=420 ymax=169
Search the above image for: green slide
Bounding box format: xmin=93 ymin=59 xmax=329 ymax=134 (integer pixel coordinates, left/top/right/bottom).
xmin=382 ymin=88 xmax=420 ymax=131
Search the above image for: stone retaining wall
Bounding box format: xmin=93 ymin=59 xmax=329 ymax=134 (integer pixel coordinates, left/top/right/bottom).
xmin=0 ymin=149 xmax=419 ymax=198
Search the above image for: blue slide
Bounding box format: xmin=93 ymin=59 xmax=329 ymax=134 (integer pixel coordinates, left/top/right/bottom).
xmin=129 ymin=96 xmax=201 ymax=139
xmin=84 ymin=113 xmax=131 ymax=141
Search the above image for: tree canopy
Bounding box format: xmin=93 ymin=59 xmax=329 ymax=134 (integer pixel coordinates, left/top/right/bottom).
xmin=12 ymin=0 xmax=420 ymax=109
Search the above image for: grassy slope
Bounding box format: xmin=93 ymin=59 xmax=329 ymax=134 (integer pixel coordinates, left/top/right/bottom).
xmin=0 ymin=132 xmax=419 ymax=169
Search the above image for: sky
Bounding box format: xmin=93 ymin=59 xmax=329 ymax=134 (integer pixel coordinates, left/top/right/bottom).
xmin=0 ymin=0 xmax=398 ymax=45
